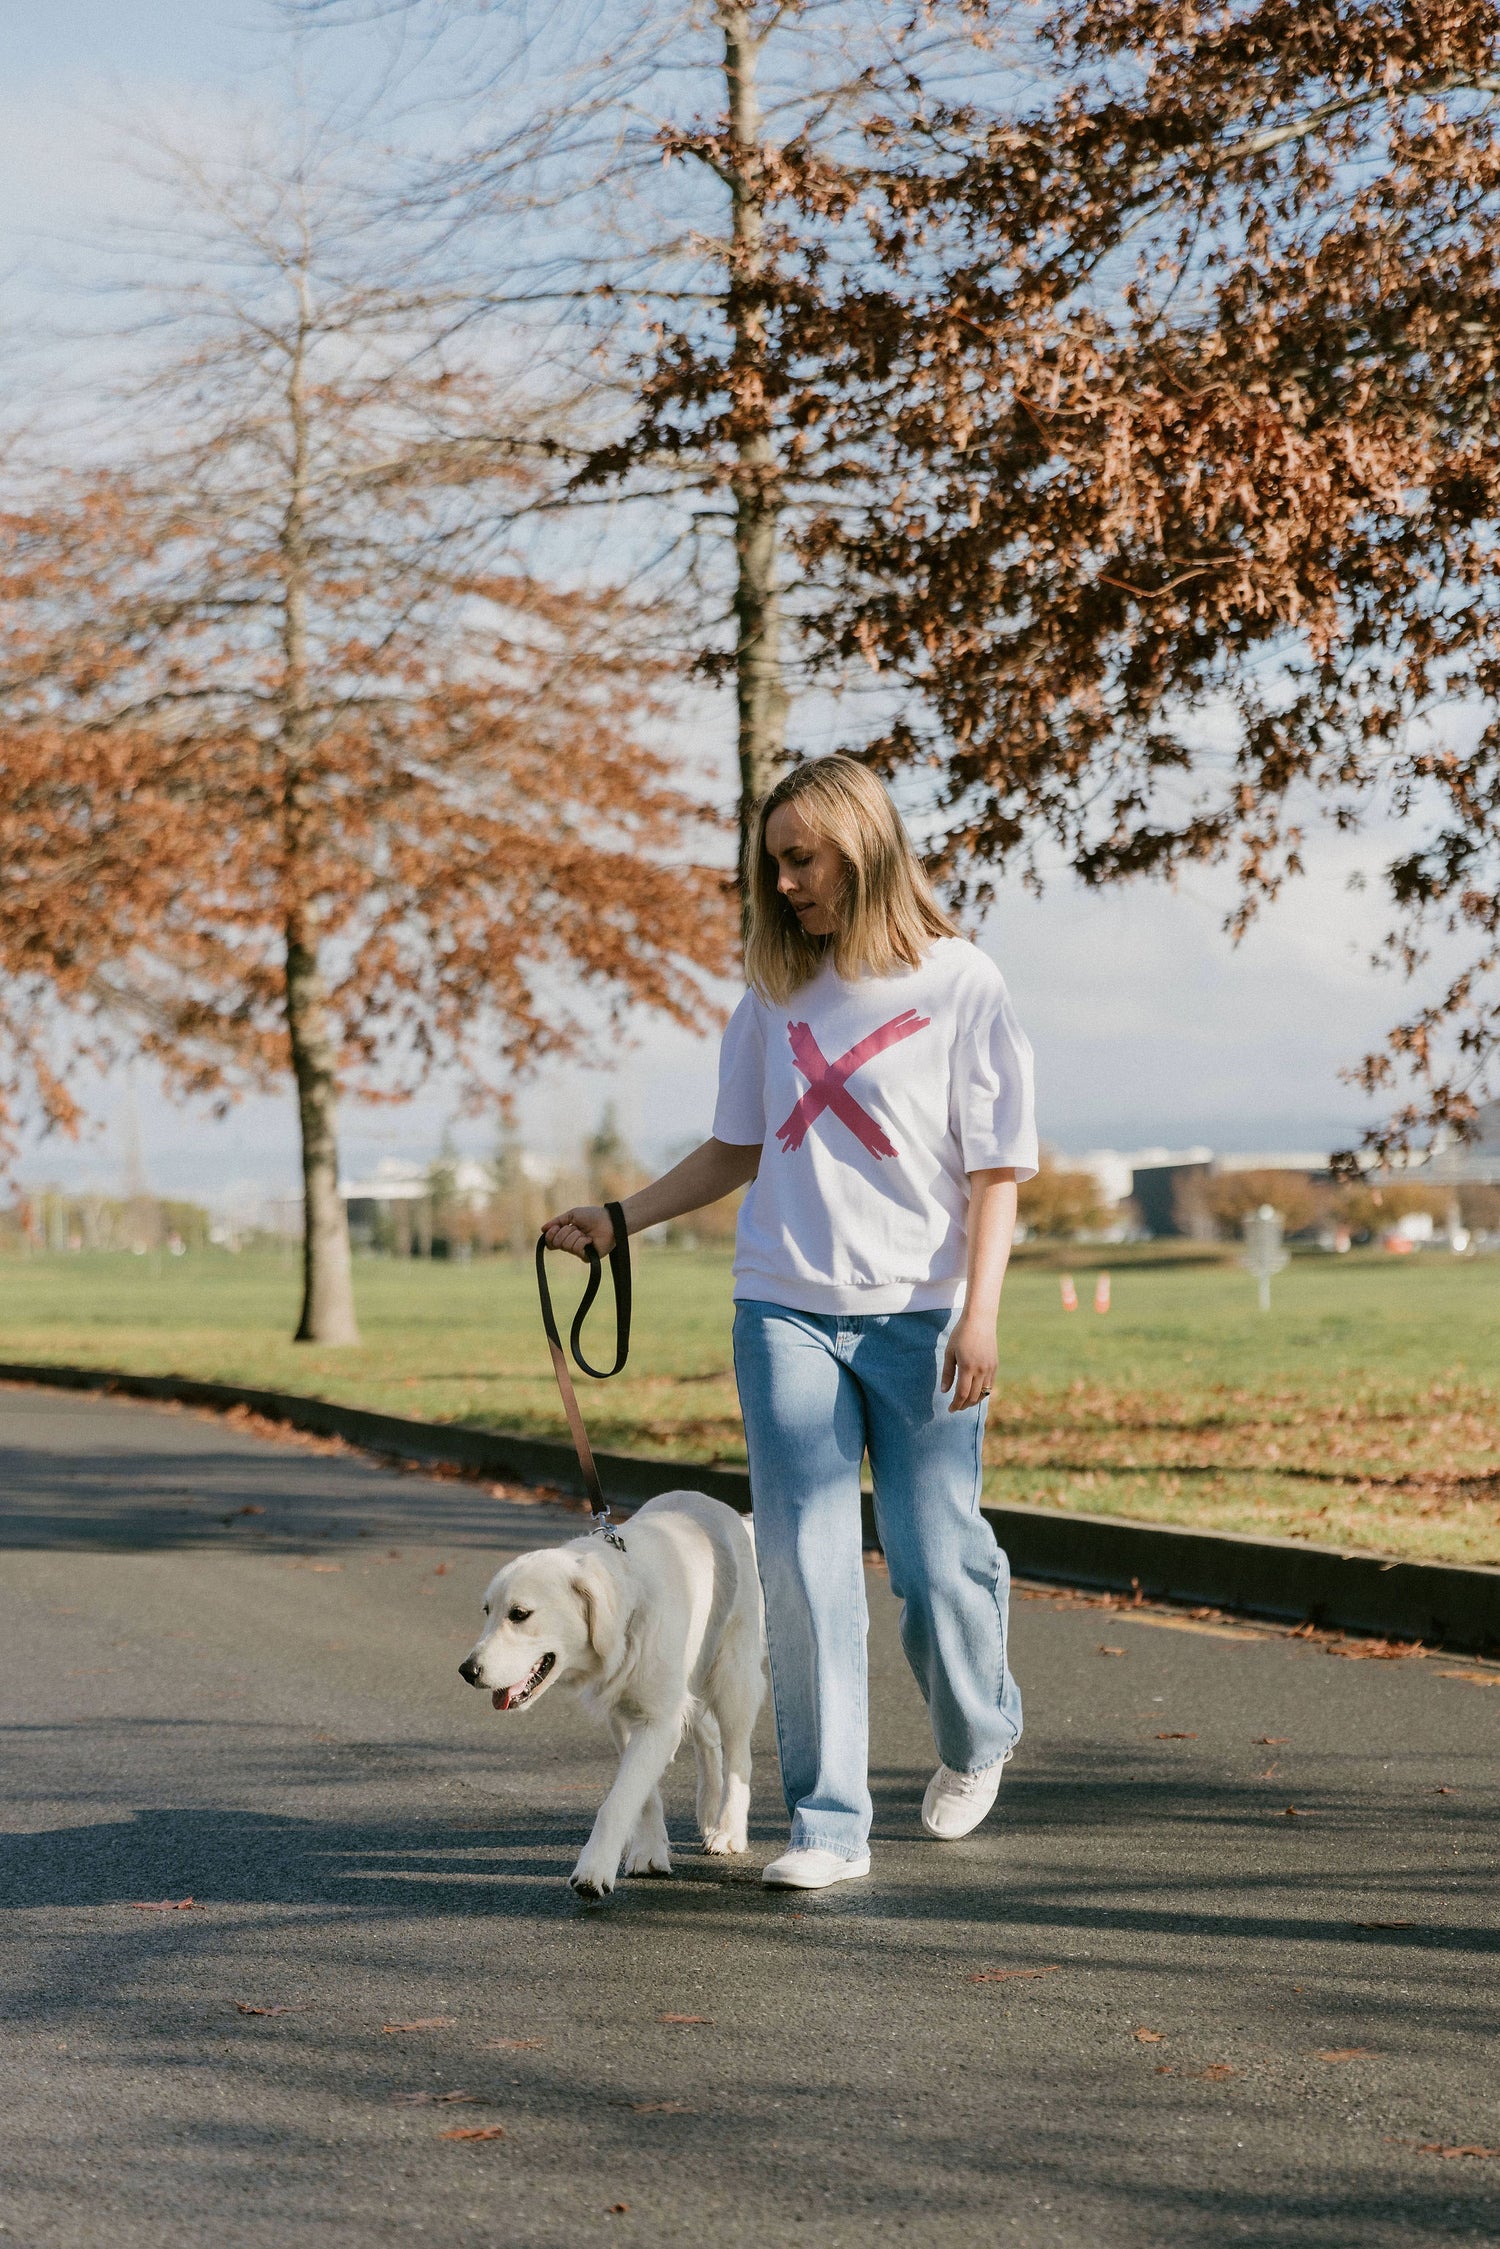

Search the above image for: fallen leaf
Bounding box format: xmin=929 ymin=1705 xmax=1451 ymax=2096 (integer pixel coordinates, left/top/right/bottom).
xmin=130 ymin=1898 xmax=195 ymax=1911
xmin=631 ymin=2100 xmax=694 ymax=2113
xmin=390 ymin=2090 xmax=478 ymax=2106
xmin=1417 ymin=2144 xmax=1500 ymax=2159
xmin=968 ymin=1964 xmax=1062 ymax=1984
xmin=1258 ymin=1764 xmax=1280 ymax=1779
xmin=1316 ymin=2048 xmax=1378 ymax=2062
xmin=1198 ymin=2063 xmax=1236 ymax=2081
xmin=1254 ymin=1737 xmax=1290 ymax=1745
xmin=657 ymin=2013 xmax=712 ymax=2025
xmin=481 ymin=2038 xmax=547 ymax=2050
xmin=1438 ymin=1669 xmax=1500 ymax=1688
xmin=1433 ymin=1786 xmax=1455 ymax=1795
xmin=434 ymin=1564 xmax=448 ymax=1576
xmin=1124 ymin=1614 xmax=1266 ymax=1643
xmin=1280 ymin=1806 xmax=1306 ymax=1818
xmin=609 ymin=2205 xmax=630 ymax=2216
xmin=1155 ymin=1732 xmax=1198 ymax=1740
xmin=1133 ymin=2029 xmax=1165 ymax=2044
xmin=438 ymin=2123 xmax=506 ymax=2142
xmin=232 ymin=2002 xmax=304 ymax=2016
xmin=1329 ymin=1638 xmax=1423 ymax=1662
xmin=1353 ymin=1920 xmax=1413 ymax=1931
xmin=1099 ymin=1645 xmax=1125 ymax=1657
xmin=1154 ymin=2064 xmax=1174 ymax=2075
xmin=382 ymin=2017 xmax=457 ymax=2033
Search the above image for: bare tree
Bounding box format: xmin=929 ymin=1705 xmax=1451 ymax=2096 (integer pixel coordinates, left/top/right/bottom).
xmin=308 ymin=0 xmax=1027 ymax=861
xmin=0 ymin=113 xmax=730 ymax=1343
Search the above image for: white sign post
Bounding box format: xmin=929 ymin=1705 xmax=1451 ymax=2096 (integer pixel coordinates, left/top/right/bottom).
xmin=1240 ymin=1203 xmax=1289 ymax=1312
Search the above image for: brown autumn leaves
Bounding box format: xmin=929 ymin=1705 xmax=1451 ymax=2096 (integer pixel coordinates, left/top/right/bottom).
xmin=8 ymin=0 xmax=1500 ymax=1337
xmin=781 ymin=0 xmax=1500 ymax=1161
xmin=582 ymin=0 xmax=1500 ymax=1152
xmin=0 ymin=150 xmax=732 ymax=1341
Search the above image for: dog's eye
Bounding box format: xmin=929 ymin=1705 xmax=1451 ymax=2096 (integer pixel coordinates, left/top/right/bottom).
xmin=506 ymin=1604 xmax=532 ymax=1625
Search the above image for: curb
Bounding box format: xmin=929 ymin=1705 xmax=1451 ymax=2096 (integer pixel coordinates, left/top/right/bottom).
xmin=3 ymin=1358 xmax=1497 ymax=1656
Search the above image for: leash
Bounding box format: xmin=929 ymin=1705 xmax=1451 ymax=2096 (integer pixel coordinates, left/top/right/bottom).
xmin=535 ymin=1201 xmax=631 ymax=1552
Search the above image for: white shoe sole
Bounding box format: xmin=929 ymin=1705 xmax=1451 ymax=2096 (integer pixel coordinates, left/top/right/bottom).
xmin=762 ymin=1851 xmax=872 ymax=1890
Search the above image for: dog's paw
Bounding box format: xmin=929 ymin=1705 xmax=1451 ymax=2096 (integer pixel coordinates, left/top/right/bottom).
xmin=623 ymin=1841 xmax=673 ymax=1878
xmin=699 ymin=1824 xmax=748 ymax=1857
xmin=568 ymin=1859 xmax=617 ymax=1902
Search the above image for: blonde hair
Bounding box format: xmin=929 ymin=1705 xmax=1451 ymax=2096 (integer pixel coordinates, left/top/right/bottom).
xmin=743 ymin=755 xmax=959 ymax=1004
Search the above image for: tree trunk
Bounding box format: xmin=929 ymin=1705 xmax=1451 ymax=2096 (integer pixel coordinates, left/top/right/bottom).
xmin=280 ymin=279 xmax=359 ymax=1348
xmin=722 ymin=2 xmax=789 ymax=867
xmin=286 ymin=909 xmax=360 ymax=1346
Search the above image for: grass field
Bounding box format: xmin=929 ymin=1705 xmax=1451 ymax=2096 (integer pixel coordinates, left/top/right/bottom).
xmin=1 ymin=1246 xmax=1497 ymax=1568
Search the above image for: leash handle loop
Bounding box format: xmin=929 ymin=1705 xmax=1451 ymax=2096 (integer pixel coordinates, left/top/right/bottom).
xmin=535 ymin=1201 xmax=630 ymax=1545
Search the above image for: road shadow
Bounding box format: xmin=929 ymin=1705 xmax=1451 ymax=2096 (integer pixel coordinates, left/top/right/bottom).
xmin=4 ymin=1780 xmax=1496 ymax=2248
xmin=0 ymin=1434 xmax=588 ymax=1556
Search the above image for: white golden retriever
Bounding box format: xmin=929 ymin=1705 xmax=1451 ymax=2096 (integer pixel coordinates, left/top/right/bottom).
xmin=459 ymin=1490 xmax=765 ymax=1901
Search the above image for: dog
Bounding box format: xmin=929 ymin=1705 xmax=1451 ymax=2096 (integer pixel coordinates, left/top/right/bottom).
xmin=458 ymin=1490 xmax=765 ymax=1900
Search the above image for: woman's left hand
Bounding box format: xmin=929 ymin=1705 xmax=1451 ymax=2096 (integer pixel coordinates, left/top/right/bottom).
xmin=943 ymin=1311 xmax=998 ymax=1414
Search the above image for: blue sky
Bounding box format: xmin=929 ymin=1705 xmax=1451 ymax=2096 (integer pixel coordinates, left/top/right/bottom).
xmin=3 ymin=4 xmax=1439 ymax=1199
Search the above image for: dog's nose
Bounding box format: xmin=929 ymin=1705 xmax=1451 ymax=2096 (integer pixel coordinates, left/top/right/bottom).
xmin=458 ymin=1655 xmax=481 ymax=1687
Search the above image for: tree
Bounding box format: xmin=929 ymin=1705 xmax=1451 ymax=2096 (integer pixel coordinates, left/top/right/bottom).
xmin=790 ymin=0 xmax=1500 ymax=1153
xmin=0 ymin=121 xmax=731 ymax=1342
xmin=1205 ymin=1170 xmax=1322 ymax=1242
xmin=356 ymin=0 xmax=1017 ymax=863
xmin=585 ymin=1102 xmax=644 ymax=1204
xmin=1017 ymin=1151 xmax=1107 ymax=1238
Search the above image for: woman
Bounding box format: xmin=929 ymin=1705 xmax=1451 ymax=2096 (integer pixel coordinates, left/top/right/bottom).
xmin=544 ymin=755 xmax=1037 ymax=1889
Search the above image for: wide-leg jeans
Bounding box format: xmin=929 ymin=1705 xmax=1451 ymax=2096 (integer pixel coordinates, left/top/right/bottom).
xmin=732 ymin=1299 xmax=1022 ymax=1861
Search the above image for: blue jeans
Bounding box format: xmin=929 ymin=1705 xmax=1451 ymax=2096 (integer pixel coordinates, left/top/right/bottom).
xmin=732 ymin=1300 xmax=1022 ymax=1860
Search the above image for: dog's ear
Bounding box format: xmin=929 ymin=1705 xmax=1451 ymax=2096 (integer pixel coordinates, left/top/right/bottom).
xmin=571 ymin=1553 xmax=624 ymax=1671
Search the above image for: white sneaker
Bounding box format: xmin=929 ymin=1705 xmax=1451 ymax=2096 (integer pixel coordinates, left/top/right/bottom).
xmin=921 ymin=1757 xmax=1009 ymax=1839
xmin=762 ymin=1847 xmax=872 ymax=1890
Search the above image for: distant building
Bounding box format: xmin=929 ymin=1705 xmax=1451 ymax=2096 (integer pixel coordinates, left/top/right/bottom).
xmin=1064 ymin=1145 xmax=1340 ymax=1240
xmin=1423 ymin=1102 xmax=1500 ymax=1187
xmin=1130 ymin=1157 xmax=1217 ymax=1241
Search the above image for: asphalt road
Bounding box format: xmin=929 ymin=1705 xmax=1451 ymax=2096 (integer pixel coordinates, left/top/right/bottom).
xmin=2 ymin=1380 xmax=1498 ymax=2249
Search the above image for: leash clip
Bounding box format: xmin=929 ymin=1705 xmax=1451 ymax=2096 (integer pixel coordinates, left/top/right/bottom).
xmin=590 ymin=1507 xmax=628 ymax=1555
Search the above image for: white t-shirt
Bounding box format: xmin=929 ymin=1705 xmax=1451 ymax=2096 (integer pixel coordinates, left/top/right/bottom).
xmin=711 ymin=936 xmax=1037 ymax=1315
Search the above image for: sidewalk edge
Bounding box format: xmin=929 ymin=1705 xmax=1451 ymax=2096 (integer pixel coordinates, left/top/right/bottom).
xmin=1 ymin=1359 xmax=1495 ymax=1654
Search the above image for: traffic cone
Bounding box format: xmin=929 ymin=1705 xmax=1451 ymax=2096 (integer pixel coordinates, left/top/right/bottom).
xmin=1060 ymin=1274 xmax=1078 ymax=1312
xmin=1094 ymin=1272 xmax=1111 ymax=1314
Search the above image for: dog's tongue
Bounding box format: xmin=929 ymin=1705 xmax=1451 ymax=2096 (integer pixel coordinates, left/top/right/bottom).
xmin=492 ymin=1686 xmax=514 ymax=1712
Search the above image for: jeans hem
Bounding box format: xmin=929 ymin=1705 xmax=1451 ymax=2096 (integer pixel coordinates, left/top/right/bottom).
xmin=787 ymin=1835 xmax=871 ymax=1863
xmin=946 ymin=1743 xmax=1017 ymax=1780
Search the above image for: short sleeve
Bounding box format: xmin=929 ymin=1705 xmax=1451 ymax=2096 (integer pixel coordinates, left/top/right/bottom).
xmin=711 ymin=992 xmax=768 ymax=1146
xmin=953 ymin=966 xmax=1039 ymax=1180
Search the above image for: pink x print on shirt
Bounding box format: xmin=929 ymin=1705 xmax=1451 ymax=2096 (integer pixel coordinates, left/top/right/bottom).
xmin=774 ymin=1009 xmax=931 ymax=1160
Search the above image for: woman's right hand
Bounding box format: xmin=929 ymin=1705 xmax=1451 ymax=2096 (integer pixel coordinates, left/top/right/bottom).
xmin=541 ymin=1204 xmax=617 ymax=1259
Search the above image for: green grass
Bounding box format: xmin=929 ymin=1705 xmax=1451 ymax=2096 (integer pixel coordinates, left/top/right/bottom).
xmin=1 ymin=1246 xmax=1497 ymax=1568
